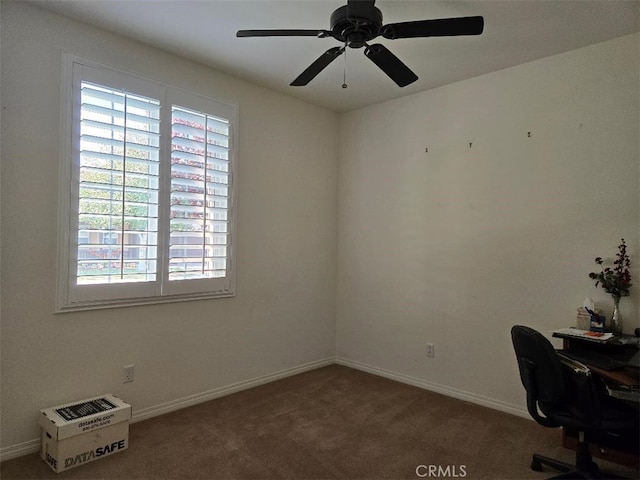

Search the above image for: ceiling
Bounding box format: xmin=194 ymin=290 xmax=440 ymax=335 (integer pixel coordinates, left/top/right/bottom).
xmin=29 ymin=0 xmax=640 ymax=113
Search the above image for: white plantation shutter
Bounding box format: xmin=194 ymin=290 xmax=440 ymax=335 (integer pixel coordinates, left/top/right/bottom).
xmin=169 ymin=106 xmax=230 ymax=281
xmin=161 ymin=89 xmax=236 ymax=297
xmin=58 ymin=56 xmax=236 ymax=311
xmin=77 ymin=82 xmax=160 ymax=285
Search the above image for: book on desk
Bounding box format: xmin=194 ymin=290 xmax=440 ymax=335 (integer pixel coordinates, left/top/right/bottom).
xmin=552 ymin=327 xmax=615 ymax=343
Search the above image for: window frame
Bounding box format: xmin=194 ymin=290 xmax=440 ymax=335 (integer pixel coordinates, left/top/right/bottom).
xmin=56 ymin=54 xmax=238 ymax=312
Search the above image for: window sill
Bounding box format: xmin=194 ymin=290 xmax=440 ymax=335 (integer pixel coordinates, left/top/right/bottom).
xmin=56 ymin=289 xmax=235 ymax=313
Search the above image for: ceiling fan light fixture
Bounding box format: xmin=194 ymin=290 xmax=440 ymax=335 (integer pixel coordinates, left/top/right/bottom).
xmin=236 ymin=0 xmax=484 ymax=87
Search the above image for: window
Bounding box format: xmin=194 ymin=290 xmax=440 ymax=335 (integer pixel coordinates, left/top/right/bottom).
xmin=57 ymin=56 xmax=237 ymax=311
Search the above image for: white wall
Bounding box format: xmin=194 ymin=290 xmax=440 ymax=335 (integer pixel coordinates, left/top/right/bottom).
xmin=336 ymin=34 xmax=639 ymax=413
xmin=2 ymin=0 xmax=639 ymax=460
xmin=0 ymin=2 xmax=338 ymax=454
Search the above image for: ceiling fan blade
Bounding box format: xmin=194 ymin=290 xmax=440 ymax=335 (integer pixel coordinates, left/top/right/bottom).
xmin=290 ymin=46 xmax=345 ymax=86
xmin=237 ymin=29 xmax=329 ymax=38
xmin=382 ymin=16 xmax=484 ymax=39
xmin=364 ymin=44 xmax=418 ymax=87
xmin=347 ymin=0 xmax=376 ymax=19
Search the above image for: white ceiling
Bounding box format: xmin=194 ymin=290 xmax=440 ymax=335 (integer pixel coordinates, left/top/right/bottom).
xmin=30 ymin=0 xmax=640 ymax=112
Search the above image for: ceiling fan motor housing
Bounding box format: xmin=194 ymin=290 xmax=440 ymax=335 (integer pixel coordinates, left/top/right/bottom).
xmin=330 ymin=5 xmax=383 ymax=48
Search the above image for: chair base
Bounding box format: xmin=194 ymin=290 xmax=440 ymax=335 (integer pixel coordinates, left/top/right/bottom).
xmin=530 ymin=444 xmax=624 ymax=479
xmin=531 ymin=453 xmax=572 ymax=474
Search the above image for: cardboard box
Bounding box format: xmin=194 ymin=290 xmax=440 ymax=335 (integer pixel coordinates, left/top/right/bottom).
xmin=39 ymin=394 xmax=131 ymax=473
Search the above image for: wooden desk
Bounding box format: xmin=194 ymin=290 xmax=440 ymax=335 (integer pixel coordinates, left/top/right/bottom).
xmin=553 ymin=331 xmax=639 ymax=469
xmin=587 ymin=364 xmax=639 ymax=388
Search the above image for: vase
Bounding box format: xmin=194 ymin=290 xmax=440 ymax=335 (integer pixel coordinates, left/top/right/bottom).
xmin=610 ymin=296 xmax=623 ymax=335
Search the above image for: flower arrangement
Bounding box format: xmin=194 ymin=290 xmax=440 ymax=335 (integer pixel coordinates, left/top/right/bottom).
xmin=588 ymin=238 xmax=632 ymax=299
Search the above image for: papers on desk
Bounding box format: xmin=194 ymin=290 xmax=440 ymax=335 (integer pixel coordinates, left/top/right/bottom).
xmin=552 ymin=328 xmax=615 ymax=342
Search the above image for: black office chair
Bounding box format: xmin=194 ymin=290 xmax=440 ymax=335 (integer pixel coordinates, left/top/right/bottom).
xmin=511 ymin=325 xmax=639 ymax=479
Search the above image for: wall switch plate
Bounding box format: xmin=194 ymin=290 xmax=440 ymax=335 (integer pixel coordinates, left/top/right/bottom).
xmin=123 ymin=365 xmax=135 ymax=383
xmin=426 ymin=343 xmax=435 ymax=358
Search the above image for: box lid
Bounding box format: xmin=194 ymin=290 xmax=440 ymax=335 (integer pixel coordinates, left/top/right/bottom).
xmin=39 ymin=394 xmax=131 ymax=440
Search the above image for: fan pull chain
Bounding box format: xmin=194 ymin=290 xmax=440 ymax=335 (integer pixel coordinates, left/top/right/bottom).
xmin=342 ymin=45 xmax=348 ymax=88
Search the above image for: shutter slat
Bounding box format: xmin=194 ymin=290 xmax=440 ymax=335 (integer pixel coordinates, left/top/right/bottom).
xmin=81 ymin=134 xmax=160 ymax=154
xmin=82 ymin=84 xmax=161 ymax=113
xmin=81 ymin=118 xmax=160 ymax=140
xmin=82 ymin=103 xmax=161 ymax=127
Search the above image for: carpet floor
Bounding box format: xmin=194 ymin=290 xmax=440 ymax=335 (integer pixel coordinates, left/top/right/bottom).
xmin=1 ymin=365 xmax=638 ymax=479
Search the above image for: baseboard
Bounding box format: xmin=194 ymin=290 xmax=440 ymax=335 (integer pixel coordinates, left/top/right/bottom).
xmin=335 ymin=356 xmax=530 ymax=420
xmin=0 ymin=439 xmax=42 ymax=464
xmin=1 ymin=356 xmax=528 ymax=463
xmin=131 ymin=357 xmax=335 ymax=423
xmin=0 ymin=357 xmax=334 ymax=463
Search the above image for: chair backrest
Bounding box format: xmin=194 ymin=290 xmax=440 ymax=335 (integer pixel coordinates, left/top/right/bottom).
xmin=511 ymin=325 xmax=566 ymax=422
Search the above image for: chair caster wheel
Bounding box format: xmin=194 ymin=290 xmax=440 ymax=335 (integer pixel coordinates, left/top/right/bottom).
xmin=531 ymin=459 xmax=543 ymax=472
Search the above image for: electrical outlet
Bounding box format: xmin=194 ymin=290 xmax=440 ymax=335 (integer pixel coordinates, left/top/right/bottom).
xmin=123 ymin=365 xmax=135 ymax=383
xmin=426 ymin=343 xmax=435 ymax=358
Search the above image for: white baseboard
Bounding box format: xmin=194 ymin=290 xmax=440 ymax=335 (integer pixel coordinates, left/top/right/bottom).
xmin=335 ymin=356 xmax=529 ymax=420
xmin=1 ymin=357 xmax=529 ymax=463
xmin=0 ymin=357 xmax=334 ymax=463
xmin=131 ymin=357 xmax=335 ymax=423
xmin=0 ymin=439 xmax=42 ymax=464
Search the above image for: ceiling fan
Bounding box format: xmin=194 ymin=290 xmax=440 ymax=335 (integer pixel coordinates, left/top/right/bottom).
xmin=236 ymin=0 xmax=484 ymax=88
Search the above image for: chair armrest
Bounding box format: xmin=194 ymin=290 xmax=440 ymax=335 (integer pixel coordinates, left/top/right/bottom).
xmin=557 ymin=352 xmax=591 ymax=374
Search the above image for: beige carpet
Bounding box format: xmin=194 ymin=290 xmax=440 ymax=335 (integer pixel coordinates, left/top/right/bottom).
xmin=1 ymin=365 xmax=638 ymax=479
